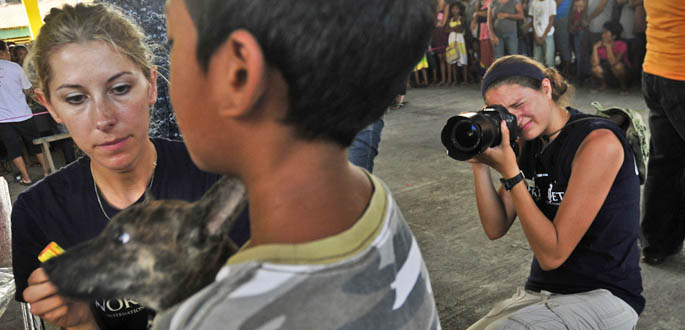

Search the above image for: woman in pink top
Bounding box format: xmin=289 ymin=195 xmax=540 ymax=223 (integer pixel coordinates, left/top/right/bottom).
xmin=591 ymin=20 xmax=631 ymax=93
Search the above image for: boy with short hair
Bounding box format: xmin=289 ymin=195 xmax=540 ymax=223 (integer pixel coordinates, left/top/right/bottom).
xmin=162 ymin=0 xmax=440 ymax=329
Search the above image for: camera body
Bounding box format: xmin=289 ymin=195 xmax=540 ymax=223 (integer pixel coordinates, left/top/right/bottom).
xmin=441 ymin=104 xmax=519 ymax=161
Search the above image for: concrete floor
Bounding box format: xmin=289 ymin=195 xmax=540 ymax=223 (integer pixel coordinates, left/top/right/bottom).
xmin=1 ymin=83 xmax=684 ymax=330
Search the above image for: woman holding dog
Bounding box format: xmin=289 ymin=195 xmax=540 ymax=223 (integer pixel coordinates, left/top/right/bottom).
xmin=10 ymin=4 xmax=248 ymax=330
xmin=466 ymin=55 xmax=643 ymax=329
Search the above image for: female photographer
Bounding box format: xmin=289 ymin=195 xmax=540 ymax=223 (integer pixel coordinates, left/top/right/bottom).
xmin=466 ymin=55 xmax=643 ymax=330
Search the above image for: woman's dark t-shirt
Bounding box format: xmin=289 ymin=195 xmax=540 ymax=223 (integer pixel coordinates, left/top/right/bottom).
xmin=11 ymin=138 xmax=250 ymax=330
xmin=518 ymin=108 xmax=645 ymax=315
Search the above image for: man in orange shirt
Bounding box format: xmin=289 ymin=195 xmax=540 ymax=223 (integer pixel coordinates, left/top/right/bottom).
xmin=640 ymin=1 xmax=685 ymax=265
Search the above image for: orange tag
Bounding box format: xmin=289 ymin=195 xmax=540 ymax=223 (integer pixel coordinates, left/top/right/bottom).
xmin=38 ymin=242 xmax=64 ymax=262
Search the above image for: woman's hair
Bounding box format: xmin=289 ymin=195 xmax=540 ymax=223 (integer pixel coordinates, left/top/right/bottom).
xmin=603 ymin=20 xmax=623 ymax=40
xmin=24 ymin=3 xmax=155 ymax=100
xmin=482 ymin=55 xmax=574 ymax=108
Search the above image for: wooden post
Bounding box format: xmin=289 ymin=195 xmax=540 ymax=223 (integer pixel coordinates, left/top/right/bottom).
xmin=22 ymin=0 xmax=43 ymax=40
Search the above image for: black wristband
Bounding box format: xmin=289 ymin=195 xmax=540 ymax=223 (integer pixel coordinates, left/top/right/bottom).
xmin=499 ymin=171 xmax=525 ymax=191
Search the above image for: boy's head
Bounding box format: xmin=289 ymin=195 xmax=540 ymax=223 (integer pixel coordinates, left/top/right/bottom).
xmin=166 ymin=0 xmax=435 ymax=152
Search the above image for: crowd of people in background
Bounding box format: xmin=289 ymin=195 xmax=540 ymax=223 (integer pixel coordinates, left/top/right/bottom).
xmin=409 ymin=0 xmax=645 ymax=94
xmin=0 ymin=0 xmax=683 ymax=329
xmin=0 ymin=40 xmax=75 ymax=184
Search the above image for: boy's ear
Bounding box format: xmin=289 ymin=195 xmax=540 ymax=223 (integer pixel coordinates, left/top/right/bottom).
xmin=34 ymin=89 xmax=63 ymax=124
xmin=207 ymin=29 xmax=267 ymax=119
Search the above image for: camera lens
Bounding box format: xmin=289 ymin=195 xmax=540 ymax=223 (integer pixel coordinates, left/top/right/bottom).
xmin=452 ymin=121 xmax=481 ymax=152
xmin=441 ymin=105 xmax=517 ymax=161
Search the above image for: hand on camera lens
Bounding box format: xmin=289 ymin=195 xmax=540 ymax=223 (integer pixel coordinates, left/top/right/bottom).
xmin=470 ymin=121 xmax=518 ymax=175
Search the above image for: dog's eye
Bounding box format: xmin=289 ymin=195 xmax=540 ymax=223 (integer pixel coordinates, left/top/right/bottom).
xmin=117 ymin=232 xmax=131 ymax=244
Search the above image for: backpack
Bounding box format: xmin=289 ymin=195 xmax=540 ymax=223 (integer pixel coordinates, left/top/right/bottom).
xmin=591 ymin=101 xmax=650 ymax=185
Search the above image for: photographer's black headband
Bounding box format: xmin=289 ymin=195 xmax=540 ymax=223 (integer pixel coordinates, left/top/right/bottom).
xmin=481 ymin=61 xmax=546 ymax=97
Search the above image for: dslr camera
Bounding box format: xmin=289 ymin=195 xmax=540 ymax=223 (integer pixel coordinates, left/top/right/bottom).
xmin=440 ymin=105 xmax=519 ymax=161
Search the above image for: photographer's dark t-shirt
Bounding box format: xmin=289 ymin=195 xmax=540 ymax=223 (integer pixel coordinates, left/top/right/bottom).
xmin=11 ymin=138 xmax=250 ymax=330
xmin=519 ymin=108 xmax=645 ymax=315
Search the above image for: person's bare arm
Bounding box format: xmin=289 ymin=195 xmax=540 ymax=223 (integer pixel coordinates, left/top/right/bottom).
xmin=591 ymin=41 xmax=601 ymax=66
xmin=456 ymin=18 xmax=467 ymax=33
xmin=604 ymin=42 xmax=619 ymax=66
xmin=543 ymin=15 xmax=556 ymax=38
xmin=511 ymin=2 xmax=525 ymax=20
xmin=473 ymin=122 xmax=624 ymax=270
xmin=475 ymin=0 xmax=489 ymax=19
xmin=505 ymin=129 xmax=623 ymax=270
xmin=498 ymin=2 xmax=525 ymax=20
xmin=472 ymin=12 xmax=480 ymax=31
xmin=437 ymin=0 xmax=449 ymax=27
xmin=488 ymin=6 xmax=499 ymax=44
xmin=471 ymin=163 xmax=518 ymax=240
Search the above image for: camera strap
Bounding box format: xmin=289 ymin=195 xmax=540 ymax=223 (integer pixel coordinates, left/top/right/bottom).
xmin=538 ymin=116 xmax=596 ymax=155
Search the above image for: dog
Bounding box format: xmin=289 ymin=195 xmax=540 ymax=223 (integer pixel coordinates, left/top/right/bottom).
xmin=41 ymin=176 xmax=247 ymax=314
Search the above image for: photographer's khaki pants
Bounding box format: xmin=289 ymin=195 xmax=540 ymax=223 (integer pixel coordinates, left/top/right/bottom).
xmin=467 ymin=287 xmax=638 ymax=330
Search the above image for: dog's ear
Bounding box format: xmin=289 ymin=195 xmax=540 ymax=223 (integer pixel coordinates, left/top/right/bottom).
xmin=142 ymin=190 xmax=156 ymax=205
xmin=193 ymin=176 xmax=248 ymax=237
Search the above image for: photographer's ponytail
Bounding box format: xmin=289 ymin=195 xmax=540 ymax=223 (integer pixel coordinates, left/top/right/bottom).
xmin=543 ymin=67 xmax=574 ymax=107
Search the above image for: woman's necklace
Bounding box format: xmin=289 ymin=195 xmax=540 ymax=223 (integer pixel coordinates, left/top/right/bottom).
xmin=541 ymin=109 xmax=571 ymax=142
xmin=537 ymin=109 xmax=571 ymax=156
xmin=93 ymin=153 xmax=158 ymax=221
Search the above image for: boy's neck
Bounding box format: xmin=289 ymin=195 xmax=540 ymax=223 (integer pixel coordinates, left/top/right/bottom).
xmin=243 ymin=141 xmax=373 ymax=247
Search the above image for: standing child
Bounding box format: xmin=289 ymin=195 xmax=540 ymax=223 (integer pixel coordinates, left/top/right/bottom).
xmin=431 ymin=0 xmax=451 ymax=86
xmin=432 ymin=23 xmax=449 ymax=86
xmin=518 ymin=0 xmax=534 ymax=56
xmin=529 ymin=0 xmax=557 ymax=67
xmin=570 ymin=0 xmax=589 ymax=82
xmin=447 ymin=1 xmax=469 ymax=84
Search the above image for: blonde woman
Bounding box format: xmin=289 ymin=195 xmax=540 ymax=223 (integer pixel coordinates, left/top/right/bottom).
xmin=11 ymin=4 xmax=248 ymax=330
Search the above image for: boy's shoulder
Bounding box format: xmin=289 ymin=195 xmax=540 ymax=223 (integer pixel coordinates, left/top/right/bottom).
xmin=157 ymin=175 xmax=441 ymax=330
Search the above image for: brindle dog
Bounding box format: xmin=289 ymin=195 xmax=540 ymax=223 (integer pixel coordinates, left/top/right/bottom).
xmin=41 ymin=176 xmax=247 ymax=313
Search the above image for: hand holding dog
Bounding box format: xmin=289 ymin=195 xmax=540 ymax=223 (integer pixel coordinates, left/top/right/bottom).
xmin=24 ymin=268 xmax=99 ymax=330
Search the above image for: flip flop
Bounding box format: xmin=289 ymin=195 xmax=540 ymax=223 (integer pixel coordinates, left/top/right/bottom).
xmin=15 ymin=176 xmax=32 ymax=186
xmin=390 ymin=102 xmax=406 ymax=110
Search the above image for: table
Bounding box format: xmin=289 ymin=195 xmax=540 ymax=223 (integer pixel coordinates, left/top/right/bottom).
xmin=32 ymin=132 xmax=71 ymax=173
